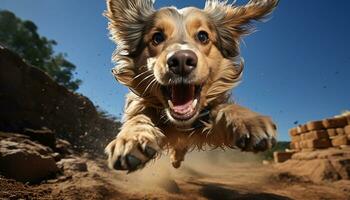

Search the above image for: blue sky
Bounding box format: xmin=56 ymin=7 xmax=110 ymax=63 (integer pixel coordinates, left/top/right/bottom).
xmin=1 ymin=0 xmax=349 ymax=141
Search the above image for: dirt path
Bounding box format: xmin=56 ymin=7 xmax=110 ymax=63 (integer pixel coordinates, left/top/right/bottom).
xmin=1 ymin=150 xmax=350 ymax=200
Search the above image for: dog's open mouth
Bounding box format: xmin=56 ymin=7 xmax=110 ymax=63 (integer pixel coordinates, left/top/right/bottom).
xmin=162 ymin=84 xmax=202 ymax=120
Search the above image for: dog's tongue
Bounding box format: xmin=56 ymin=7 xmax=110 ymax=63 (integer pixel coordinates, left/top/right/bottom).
xmin=171 ymin=84 xmax=195 ymax=113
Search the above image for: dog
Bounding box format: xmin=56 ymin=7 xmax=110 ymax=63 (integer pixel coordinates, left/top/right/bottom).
xmin=105 ymin=0 xmax=278 ymax=172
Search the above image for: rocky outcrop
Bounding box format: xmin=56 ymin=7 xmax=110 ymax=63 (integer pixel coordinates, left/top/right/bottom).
xmin=275 ymin=148 xmax=350 ymax=183
xmin=0 ymin=46 xmax=120 ymax=154
xmin=0 ymin=132 xmax=59 ymax=183
xmin=57 ymin=157 xmax=88 ymax=174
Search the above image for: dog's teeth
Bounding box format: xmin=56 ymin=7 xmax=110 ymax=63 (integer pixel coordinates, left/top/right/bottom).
xmin=168 ymin=100 xmax=174 ymax=109
xmin=192 ymin=99 xmax=198 ymax=108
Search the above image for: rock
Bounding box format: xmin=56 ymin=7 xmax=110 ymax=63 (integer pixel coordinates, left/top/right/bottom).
xmin=46 ymin=175 xmax=72 ymax=183
xmin=55 ymin=139 xmax=74 ymax=155
xmin=0 ymin=132 xmax=59 ymax=183
xmin=23 ymin=128 xmax=56 ymax=148
xmin=51 ymin=153 xmax=62 ymax=162
xmin=57 ymin=157 xmax=88 ymax=173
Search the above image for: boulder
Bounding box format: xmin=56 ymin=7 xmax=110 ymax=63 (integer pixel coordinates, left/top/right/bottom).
xmin=0 ymin=132 xmax=59 ymax=183
xmin=57 ymin=157 xmax=88 ymax=173
xmin=23 ymin=128 xmax=56 ymax=148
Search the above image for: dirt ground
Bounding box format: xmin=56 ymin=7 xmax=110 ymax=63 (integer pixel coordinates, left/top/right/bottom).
xmin=1 ymin=150 xmax=350 ymax=200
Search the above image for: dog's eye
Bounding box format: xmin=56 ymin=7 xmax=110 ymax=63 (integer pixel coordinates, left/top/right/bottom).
xmin=197 ymin=31 xmax=209 ymax=44
xmin=152 ymin=32 xmax=165 ymax=46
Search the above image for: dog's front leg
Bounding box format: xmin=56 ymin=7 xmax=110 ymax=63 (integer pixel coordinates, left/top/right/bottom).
xmin=105 ymin=114 xmax=165 ymax=172
xmin=211 ymin=104 xmax=277 ymax=152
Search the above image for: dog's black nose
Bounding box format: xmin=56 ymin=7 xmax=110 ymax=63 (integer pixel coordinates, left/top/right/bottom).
xmin=167 ymin=50 xmax=197 ymax=75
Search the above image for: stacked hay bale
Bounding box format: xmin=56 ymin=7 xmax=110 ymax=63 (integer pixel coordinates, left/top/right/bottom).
xmin=274 ymin=114 xmax=350 ymax=163
xmin=273 ymin=113 xmax=350 ymax=182
xmin=289 ymin=116 xmax=350 ymax=152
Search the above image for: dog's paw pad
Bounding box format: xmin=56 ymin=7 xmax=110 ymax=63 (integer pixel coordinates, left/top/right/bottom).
xmin=237 ymin=135 xmax=277 ymax=152
xmin=235 ymin=134 xmax=251 ymax=150
xmin=113 ymin=157 xmax=123 ymax=170
xmin=106 ymin=137 xmax=159 ymax=173
xmin=144 ymin=146 xmax=157 ymax=158
xmin=254 ymin=138 xmax=268 ymax=151
xmin=125 ymin=155 xmax=142 ymax=172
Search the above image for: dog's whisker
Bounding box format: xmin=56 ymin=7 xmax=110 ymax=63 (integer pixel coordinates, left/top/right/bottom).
xmin=163 ymin=118 xmax=170 ymax=124
xmin=150 ymin=80 xmax=160 ymax=94
xmin=159 ymin=113 xmax=168 ymax=122
xmin=132 ymin=70 xmax=152 ymax=81
xmin=149 ymin=80 xmax=158 ymax=94
xmin=135 ymin=74 xmax=154 ymax=89
xmin=142 ymin=78 xmax=157 ymax=97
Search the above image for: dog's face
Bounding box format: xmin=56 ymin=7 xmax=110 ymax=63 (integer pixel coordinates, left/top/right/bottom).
xmin=106 ymin=0 xmax=278 ymax=126
xmin=146 ymin=8 xmax=227 ymax=125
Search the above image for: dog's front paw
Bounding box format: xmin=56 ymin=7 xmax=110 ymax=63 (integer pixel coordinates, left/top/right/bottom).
xmin=105 ymin=133 xmax=160 ymax=172
xmin=233 ymin=115 xmax=277 ymax=152
xmin=218 ymin=105 xmax=277 ymax=152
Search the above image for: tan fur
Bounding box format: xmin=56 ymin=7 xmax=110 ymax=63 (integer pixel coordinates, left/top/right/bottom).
xmin=105 ymin=0 xmax=278 ymax=171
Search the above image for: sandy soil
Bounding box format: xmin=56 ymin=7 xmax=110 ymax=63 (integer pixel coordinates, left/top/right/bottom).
xmin=1 ymin=150 xmax=350 ymax=200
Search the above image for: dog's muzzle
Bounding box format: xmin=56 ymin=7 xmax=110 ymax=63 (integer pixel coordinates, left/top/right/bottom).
xmin=167 ymin=50 xmax=197 ymax=76
xmin=162 ymin=50 xmax=203 ymax=122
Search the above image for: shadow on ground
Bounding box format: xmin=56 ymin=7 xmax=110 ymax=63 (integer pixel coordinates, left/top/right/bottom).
xmin=194 ymin=182 xmax=292 ymax=200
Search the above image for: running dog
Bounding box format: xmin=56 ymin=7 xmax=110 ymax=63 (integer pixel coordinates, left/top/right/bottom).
xmin=105 ymin=0 xmax=278 ymax=172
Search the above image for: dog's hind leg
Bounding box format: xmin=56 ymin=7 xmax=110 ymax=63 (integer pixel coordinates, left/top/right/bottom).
xmin=169 ymin=147 xmax=188 ymax=169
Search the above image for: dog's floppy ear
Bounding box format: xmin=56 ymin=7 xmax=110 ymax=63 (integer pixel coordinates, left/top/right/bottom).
xmin=205 ymin=0 xmax=278 ymax=57
xmin=105 ymin=0 xmax=155 ymax=55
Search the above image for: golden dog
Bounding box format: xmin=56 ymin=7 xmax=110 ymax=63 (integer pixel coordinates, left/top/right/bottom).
xmin=105 ymin=0 xmax=278 ymax=172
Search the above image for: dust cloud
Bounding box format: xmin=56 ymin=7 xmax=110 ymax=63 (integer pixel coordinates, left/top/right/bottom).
xmin=120 ymin=148 xmax=264 ymax=194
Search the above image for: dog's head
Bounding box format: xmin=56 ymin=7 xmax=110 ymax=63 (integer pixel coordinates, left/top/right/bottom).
xmin=106 ymin=0 xmax=278 ymax=126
